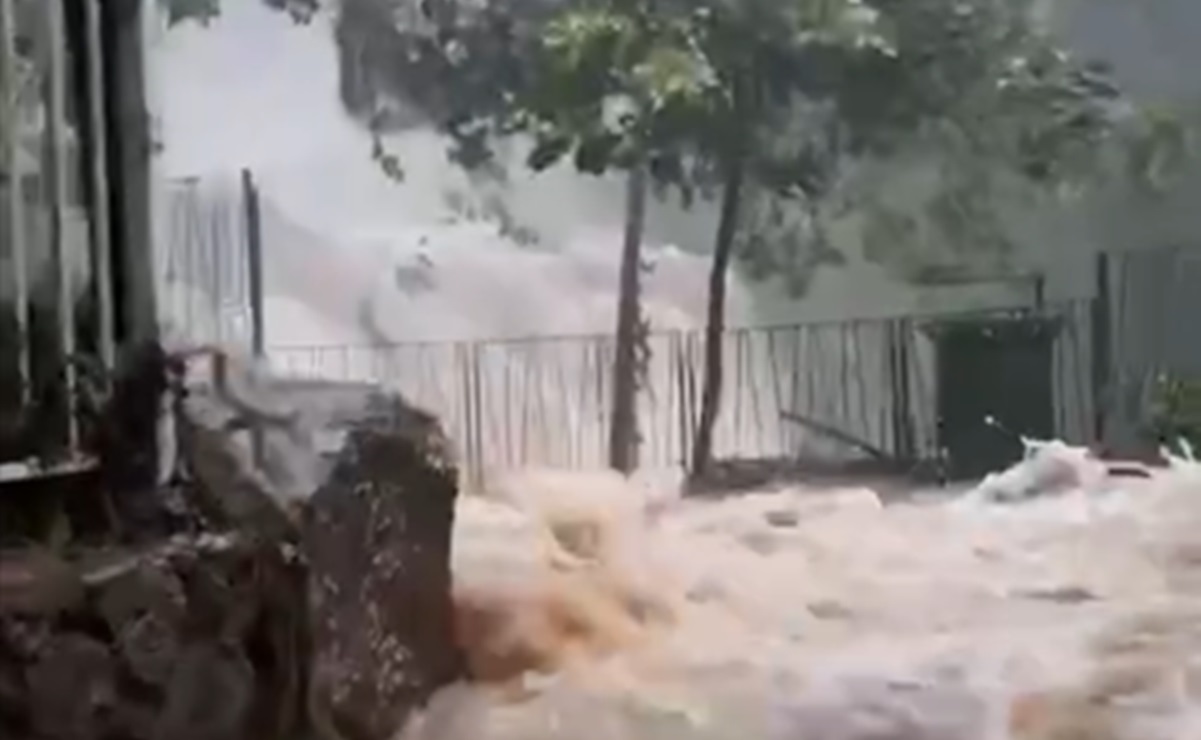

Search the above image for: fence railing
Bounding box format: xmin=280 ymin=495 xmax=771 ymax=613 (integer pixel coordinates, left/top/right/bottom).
xmin=269 ymin=301 xmax=1094 ymax=486
xmin=1098 ymin=244 xmax=1201 ymax=448
xmin=155 ymin=171 xmax=263 ymax=353
xmin=1 ymin=0 xmax=116 ymax=473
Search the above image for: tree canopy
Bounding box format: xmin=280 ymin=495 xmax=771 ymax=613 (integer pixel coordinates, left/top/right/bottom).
xmin=164 ymin=0 xmax=1132 ymax=220
xmin=317 ymin=0 xmax=1131 ymax=288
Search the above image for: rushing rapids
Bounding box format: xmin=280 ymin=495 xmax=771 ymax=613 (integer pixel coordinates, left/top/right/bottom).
xmin=147 ymin=6 xmax=1201 ymax=738
xmin=419 ymin=451 xmax=1201 ymax=740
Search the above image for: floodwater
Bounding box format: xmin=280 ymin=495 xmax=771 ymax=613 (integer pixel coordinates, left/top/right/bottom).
xmin=151 ymin=6 xmax=1201 ymax=738
xmin=423 ymin=453 xmax=1201 ymax=740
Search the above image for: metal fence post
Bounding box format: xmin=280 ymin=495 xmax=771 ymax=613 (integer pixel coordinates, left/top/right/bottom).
xmin=241 ymin=168 xmax=265 ymax=358
xmin=1091 ymin=251 xmax=1112 ymax=444
xmin=241 ymin=168 xmax=265 ymax=466
xmin=46 ymin=0 xmax=78 ymax=453
xmin=1 ymin=0 xmax=31 ymax=407
xmin=84 ymin=0 xmax=115 ymax=371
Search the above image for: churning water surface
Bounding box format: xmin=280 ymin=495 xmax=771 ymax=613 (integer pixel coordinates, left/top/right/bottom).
xmin=153 ymin=6 xmax=1201 ymax=738
xmin=427 ymin=457 xmax=1201 ymax=740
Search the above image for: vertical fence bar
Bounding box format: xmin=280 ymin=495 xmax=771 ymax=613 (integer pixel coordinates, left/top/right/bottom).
xmin=471 ymin=341 xmax=484 ymax=485
xmin=241 ymin=169 xmax=265 ymax=464
xmin=83 ymin=0 xmax=114 ymax=370
xmin=1091 ymin=251 xmax=1112 ymax=444
xmin=241 ymin=168 xmax=265 ymax=358
xmin=46 ymin=0 xmax=78 ymax=452
xmin=0 ymin=0 xmax=30 ymax=405
xmin=266 ymin=302 xmax=1098 ymax=477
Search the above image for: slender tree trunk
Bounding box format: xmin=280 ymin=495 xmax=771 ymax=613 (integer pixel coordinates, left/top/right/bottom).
xmin=689 ymin=156 xmax=746 ymax=480
xmin=608 ymin=165 xmax=648 ymax=474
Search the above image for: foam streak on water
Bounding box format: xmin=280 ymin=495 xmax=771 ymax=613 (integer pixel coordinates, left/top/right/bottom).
xmin=429 ymin=458 xmax=1201 ymax=740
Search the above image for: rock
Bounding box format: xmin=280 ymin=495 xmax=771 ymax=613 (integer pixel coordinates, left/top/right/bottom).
xmin=153 ymin=641 xmax=256 ymax=740
xmin=303 ymin=390 xmax=465 ymax=740
xmin=0 ymin=547 xmax=86 ymax=617
xmin=94 ymin=559 xmax=187 ymax=630
xmin=25 ymin=633 xmax=117 ymax=740
xmin=2 ymin=363 xmax=466 ymax=740
xmin=176 ymin=411 xmax=300 ymax=542
xmin=0 ymin=549 xmax=85 ymax=619
xmin=92 ymin=341 xmax=186 ymax=541
xmin=0 ymin=615 xmax=52 ymax=661
xmin=115 ymin=611 xmax=182 ymax=688
xmin=0 ymin=642 xmax=29 ymax=733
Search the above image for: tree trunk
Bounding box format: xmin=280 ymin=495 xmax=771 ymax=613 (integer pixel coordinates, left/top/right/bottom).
xmin=608 ymin=166 xmax=648 ymax=474
xmin=689 ymin=157 xmax=746 ymax=479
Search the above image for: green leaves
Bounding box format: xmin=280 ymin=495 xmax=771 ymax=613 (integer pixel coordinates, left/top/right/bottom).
xmin=233 ymin=0 xmax=1132 ymax=292
xmin=526 ymin=133 xmax=572 ymax=171
xmin=162 ymin=0 xmax=317 ymax=27
xmin=519 ymin=2 xmax=722 ymax=179
xmin=632 ymin=43 xmax=715 ymax=112
xmin=1151 ymin=374 xmax=1201 ymax=449
xmin=161 ymin=0 xmax=222 ymax=27
xmin=1120 ymin=106 xmax=1196 ymax=194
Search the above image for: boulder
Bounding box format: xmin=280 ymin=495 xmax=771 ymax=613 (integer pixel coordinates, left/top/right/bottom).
xmin=3 ymin=345 xmax=466 ymax=740
xmin=302 ymin=389 xmax=465 ymax=740
xmin=0 ymin=547 xmax=86 ymax=617
xmin=181 ymin=367 xmax=468 ymax=738
xmin=25 ymin=633 xmax=117 ymax=740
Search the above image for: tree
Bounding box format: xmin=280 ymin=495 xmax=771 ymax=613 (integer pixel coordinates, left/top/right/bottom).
xmin=165 ymin=0 xmax=706 ymax=475
xmin=663 ymin=0 xmax=1123 ymax=478
xmin=512 ymin=4 xmax=719 ymax=474
xmin=644 ymin=0 xmax=887 ymax=478
xmin=386 ymin=1 xmax=720 ymax=474
xmin=838 ymin=0 xmax=1124 ymax=283
xmin=170 ymin=0 xmax=1125 ymax=480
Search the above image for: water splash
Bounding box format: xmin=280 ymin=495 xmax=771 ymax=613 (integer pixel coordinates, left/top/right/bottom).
xmin=429 ymin=458 xmax=1201 ymax=740
xmin=152 ymin=2 xmax=748 ymax=349
xmin=151 ymin=6 xmax=1201 ymax=738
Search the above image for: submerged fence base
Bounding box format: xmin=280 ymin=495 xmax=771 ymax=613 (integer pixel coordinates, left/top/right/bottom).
xmin=269 ymin=302 xmax=1095 ymax=488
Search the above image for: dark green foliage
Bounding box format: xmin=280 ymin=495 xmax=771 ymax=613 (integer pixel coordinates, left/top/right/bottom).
xmin=1150 ymin=374 xmax=1201 ymax=451
xmin=194 ymin=0 xmax=1129 ymax=264
xmin=160 ymin=0 xmax=223 ymax=27
xmin=161 ymin=0 xmax=317 ymax=27
xmin=195 ymin=0 xmax=1134 ymax=478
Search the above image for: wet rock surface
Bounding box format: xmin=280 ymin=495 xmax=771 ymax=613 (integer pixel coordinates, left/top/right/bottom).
xmin=1 ymin=348 xmax=465 ymax=740
xmin=304 ymin=390 xmax=465 ymax=740
xmin=0 ymin=534 xmax=304 ymax=740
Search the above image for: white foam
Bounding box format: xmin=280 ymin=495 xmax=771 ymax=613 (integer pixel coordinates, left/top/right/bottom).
xmin=433 ymin=462 xmax=1201 ymax=740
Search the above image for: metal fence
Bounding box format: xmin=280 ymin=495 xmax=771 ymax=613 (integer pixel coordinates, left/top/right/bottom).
xmin=1098 ymin=244 xmax=1201 ymax=447
xmin=270 ymin=301 xmax=1094 ymax=485
xmin=1 ymin=0 xmax=115 ymax=472
xmin=155 ymin=170 xmax=262 ymax=352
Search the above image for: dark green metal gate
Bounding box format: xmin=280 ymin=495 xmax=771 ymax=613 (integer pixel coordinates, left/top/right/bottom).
xmin=929 ymin=315 xmax=1061 ymax=481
